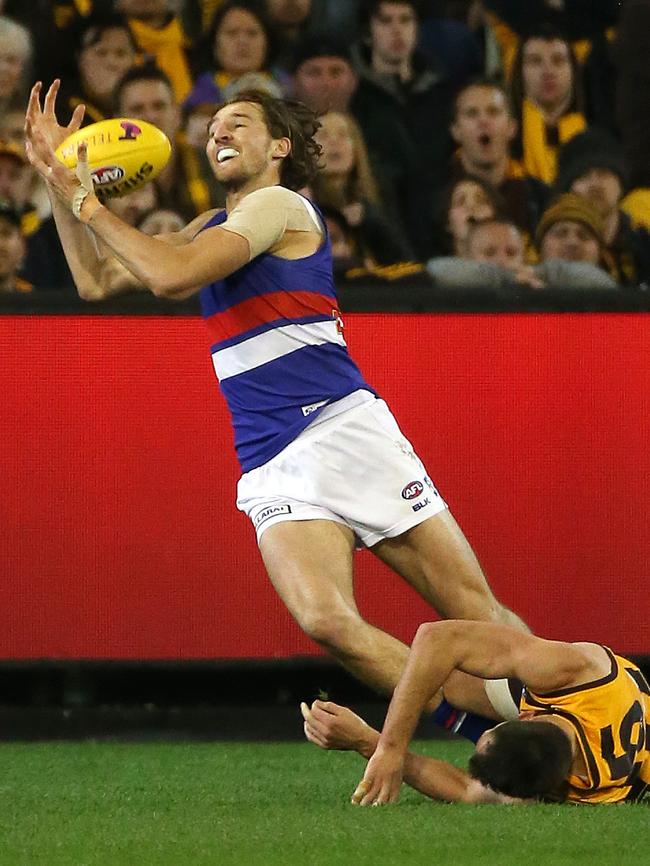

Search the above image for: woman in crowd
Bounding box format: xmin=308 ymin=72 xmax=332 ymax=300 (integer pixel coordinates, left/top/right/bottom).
xmin=434 ymin=173 xmax=505 ymax=257
xmin=60 ymin=14 xmax=140 ymax=126
xmin=185 ymin=0 xmax=286 ymax=111
xmin=310 ymin=109 xmax=415 ymax=266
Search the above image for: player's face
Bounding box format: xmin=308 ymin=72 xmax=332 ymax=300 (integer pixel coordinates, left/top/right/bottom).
xmin=206 ymin=102 xmax=289 ymax=187
xmin=469 ymin=223 xmax=525 ymax=270
xmin=214 ymin=8 xmax=267 ymax=74
xmin=315 ymin=112 xmax=355 ymax=177
xmin=78 ymin=28 xmax=137 ymax=101
xmin=522 ymin=38 xmax=573 ymax=113
xmin=118 ymin=81 xmax=180 ymax=141
xmin=370 ymin=2 xmax=417 ymax=66
xmin=293 ymin=57 xmax=358 ymax=113
xmin=540 ymin=220 xmax=600 ymax=265
xmin=571 ymin=168 xmax=622 ymax=218
xmin=447 ymin=179 xmax=495 ymax=252
xmin=0 ymin=217 xmax=24 ymax=279
xmin=452 ymin=86 xmax=516 ymax=166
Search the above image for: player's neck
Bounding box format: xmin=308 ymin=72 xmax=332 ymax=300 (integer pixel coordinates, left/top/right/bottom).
xmin=529 ymin=714 xmax=586 ymax=776
xmin=224 ymin=174 xmax=282 ymax=211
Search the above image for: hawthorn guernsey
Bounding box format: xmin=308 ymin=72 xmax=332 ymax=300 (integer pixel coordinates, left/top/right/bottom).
xmin=199 ymin=202 xmax=374 ymax=471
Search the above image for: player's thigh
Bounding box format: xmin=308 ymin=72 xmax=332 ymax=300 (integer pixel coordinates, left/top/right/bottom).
xmin=443 ymin=671 xmax=503 ymax=720
xmin=259 ymin=518 xmax=358 ymax=624
xmin=371 ymin=509 xmax=500 ymax=620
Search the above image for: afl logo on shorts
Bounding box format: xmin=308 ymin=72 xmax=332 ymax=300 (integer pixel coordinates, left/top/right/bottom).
xmin=401 ymin=481 xmax=424 ymax=500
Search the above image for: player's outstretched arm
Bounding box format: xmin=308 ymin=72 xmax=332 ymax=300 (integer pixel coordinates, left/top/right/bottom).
xmin=25 ymin=80 xmax=238 ymax=300
xmin=24 ymin=80 xmax=116 ymax=300
xmin=353 ymin=620 xmax=597 ymax=806
xmin=300 ymin=700 xmax=502 ymax=805
xmin=25 ymin=80 xmax=156 ymax=300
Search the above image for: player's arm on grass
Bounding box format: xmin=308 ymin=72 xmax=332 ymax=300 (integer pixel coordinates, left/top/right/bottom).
xmin=354 ymin=620 xmax=601 ymax=806
xmin=300 ymin=700 xmax=517 ymax=805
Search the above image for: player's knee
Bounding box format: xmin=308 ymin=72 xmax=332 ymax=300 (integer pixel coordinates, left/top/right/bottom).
xmin=298 ymin=607 xmax=360 ymax=651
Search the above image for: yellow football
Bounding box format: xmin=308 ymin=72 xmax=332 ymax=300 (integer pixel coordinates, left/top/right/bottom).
xmin=55 ymin=118 xmax=171 ymax=199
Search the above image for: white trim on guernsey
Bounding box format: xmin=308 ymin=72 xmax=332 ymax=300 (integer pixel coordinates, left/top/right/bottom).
xmin=212 ymin=319 xmax=346 ymax=381
xmin=298 ymin=192 xmax=325 ymax=233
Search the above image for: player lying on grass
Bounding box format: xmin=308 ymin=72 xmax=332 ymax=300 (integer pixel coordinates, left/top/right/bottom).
xmin=301 ymin=621 xmax=650 ymax=805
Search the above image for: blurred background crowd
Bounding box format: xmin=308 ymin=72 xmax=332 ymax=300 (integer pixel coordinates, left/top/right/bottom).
xmin=0 ymin=0 xmax=649 ymax=296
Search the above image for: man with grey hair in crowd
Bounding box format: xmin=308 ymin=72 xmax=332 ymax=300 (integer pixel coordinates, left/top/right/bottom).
xmin=0 ymin=16 xmax=33 ymax=114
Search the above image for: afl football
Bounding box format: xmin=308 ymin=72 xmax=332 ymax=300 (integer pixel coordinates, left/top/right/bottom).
xmin=55 ymin=118 xmax=171 ymax=199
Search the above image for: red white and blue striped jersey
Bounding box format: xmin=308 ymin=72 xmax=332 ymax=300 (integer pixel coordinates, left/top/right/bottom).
xmin=199 ymin=202 xmax=374 ymax=471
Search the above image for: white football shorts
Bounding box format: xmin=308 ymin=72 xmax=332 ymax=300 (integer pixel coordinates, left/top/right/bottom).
xmin=236 ymin=395 xmax=447 ymax=546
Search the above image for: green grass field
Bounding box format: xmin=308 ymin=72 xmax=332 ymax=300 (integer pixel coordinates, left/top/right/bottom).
xmin=0 ymin=739 xmax=646 ymax=866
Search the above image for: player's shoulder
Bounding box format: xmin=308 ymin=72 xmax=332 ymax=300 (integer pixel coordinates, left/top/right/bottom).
xmin=240 ymin=185 xmax=308 ymax=210
xmin=570 ymin=642 xmax=612 ymax=678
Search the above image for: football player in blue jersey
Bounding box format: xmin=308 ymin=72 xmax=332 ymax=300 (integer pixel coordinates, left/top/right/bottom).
xmin=25 ymin=80 xmax=528 ymax=711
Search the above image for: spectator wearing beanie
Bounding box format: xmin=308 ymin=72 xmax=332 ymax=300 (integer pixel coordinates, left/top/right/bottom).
xmin=427 ymin=213 xmax=617 ymax=292
xmin=290 ymin=38 xmax=359 ymax=114
xmin=535 ymin=192 xmax=617 ymax=281
xmin=556 ymin=130 xmax=650 ymax=287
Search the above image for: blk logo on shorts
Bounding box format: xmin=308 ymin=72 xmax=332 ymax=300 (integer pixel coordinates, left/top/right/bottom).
xmin=254 ymin=504 xmax=292 ymax=528
xmin=401 ymin=480 xmax=424 ymax=500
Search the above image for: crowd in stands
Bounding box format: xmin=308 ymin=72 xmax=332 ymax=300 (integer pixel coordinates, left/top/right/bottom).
xmin=0 ymin=0 xmax=649 ymax=296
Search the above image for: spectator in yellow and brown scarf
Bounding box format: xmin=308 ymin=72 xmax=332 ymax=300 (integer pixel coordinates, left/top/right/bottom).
xmin=509 ymin=26 xmax=587 ymax=186
xmin=115 ymin=0 xmax=194 ymax=101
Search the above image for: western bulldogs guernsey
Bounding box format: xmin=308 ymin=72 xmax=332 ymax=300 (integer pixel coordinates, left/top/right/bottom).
xmin=199 ymin=203 xmax=374 ymax=472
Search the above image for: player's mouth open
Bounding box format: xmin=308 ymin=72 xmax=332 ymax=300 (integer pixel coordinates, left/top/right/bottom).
xmin=478 ymin=134 xmax=491 ymax=147
xmin=217 ymin=148 xmax=240 ymax=163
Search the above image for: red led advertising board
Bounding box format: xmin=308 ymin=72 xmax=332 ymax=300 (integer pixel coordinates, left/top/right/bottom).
xmin=2 ymin=313 xmax=648 ymax=658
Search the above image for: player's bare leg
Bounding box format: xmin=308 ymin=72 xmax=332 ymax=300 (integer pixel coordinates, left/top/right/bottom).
xmin=372 ymin=510 xmax=529 ymax=632
xmin=259 ymin=519 xmax=419 ymax=698
xmin=442 ymin=670 xmax=503 ymax=720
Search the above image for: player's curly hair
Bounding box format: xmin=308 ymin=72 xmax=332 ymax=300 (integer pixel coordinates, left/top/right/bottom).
xmin=468 ymin=721 xmax=572 ymax=802
xmin=216 ymin=89 xmax=322 ymax=191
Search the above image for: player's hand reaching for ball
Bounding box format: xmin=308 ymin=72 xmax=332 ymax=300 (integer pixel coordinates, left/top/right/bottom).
xmin=300 ymin=700 xmax=377 ymax=755
xmin=24 ymin=80 xmax=85 ymax=154
xmin=25 ymin=81 xmax=98 ymax=219
xmin=351 ymin=746 xmax=404 ymax=806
